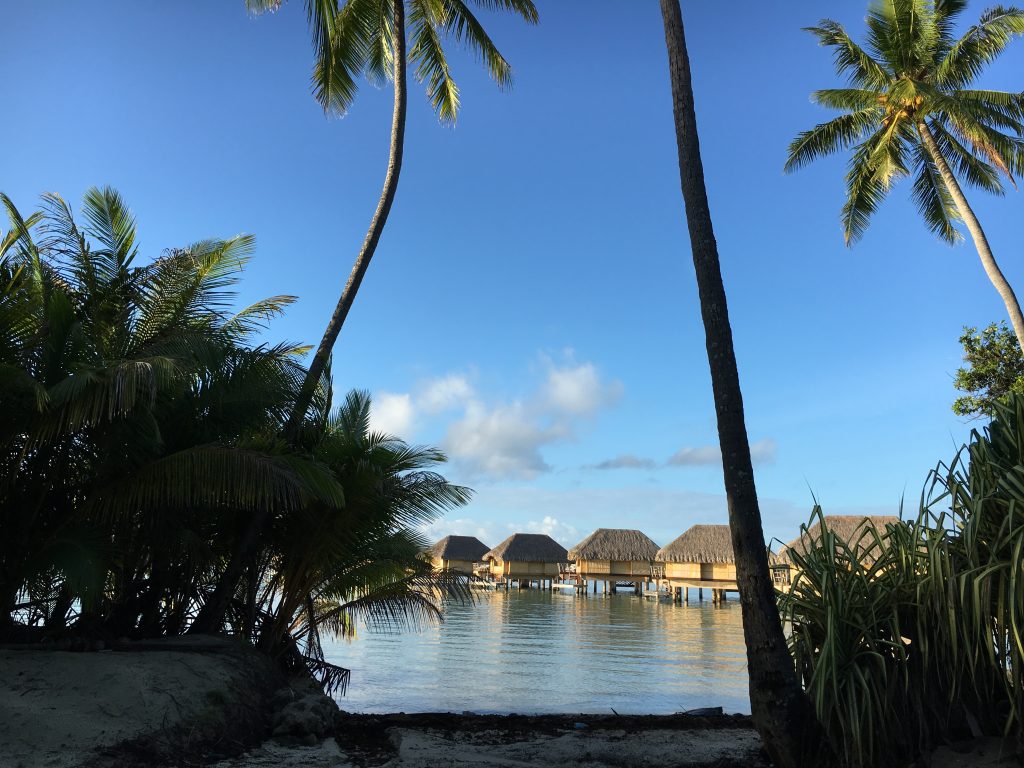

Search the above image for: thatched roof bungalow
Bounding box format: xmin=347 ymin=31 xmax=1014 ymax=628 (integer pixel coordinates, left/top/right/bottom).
xmin=655 ymin=524 xmax=736 ymax=585
xmin=484 ymin=533 xmax=568 ymax=579
xmin=428 ymin=535 xmax=490 ymax=574
xmin=568 ymin=528 xmax=659 ymax=581
xmin=775 ymin=515 xmax=901 ymax=582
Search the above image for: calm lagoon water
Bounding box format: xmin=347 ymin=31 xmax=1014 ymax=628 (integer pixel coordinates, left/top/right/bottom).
xmin=324 ymin=589 xmax=750 ymax=715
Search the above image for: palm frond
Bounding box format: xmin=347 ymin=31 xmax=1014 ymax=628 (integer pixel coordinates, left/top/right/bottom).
xmin=911 ymin=141 xmax=963 ymax=243
xmin=841 ymin=128 xmax=893 ymax=244
xmin=409 ymin=0 xmax=461 ymax=123
xmin=316 ymin=0 xmax=379 ymax=112
xmin=80 ymin=186 xmax=138 ymax=277
xmin=929 ymin=119 xmax=1005 ymax=194
xmin=936 ymin=7 xmax=1024 ymax=89
xmin=786 ymin=109 xmax=882 ymax=172
xmin=806 ymin=20 xmax=892 ymax=89
xmin=442 ymin=0 xmax=515 ymax=88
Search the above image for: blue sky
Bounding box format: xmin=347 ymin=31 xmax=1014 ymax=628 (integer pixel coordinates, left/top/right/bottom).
xmin=3 ymin=1 xmax=1023 ymax=550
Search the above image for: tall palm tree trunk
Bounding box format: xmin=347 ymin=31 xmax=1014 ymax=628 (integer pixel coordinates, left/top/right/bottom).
xmin=285 ymin=0 xmax=410 ymax=438
xmin=190 ymin=0 xmax=408 ymax=636
xmin=658 ymin=3 xmax=827 ymax=766
xmin=917 ymin=121 xmax=1024 ymax=355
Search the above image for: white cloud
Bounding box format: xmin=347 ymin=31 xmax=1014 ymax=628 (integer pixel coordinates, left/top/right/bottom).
xmin=442 ymin=360 xmax=622 ymax=481
xmin=418 ymin=374 xmax=474 ymax=414
xmin=521 ymin=515 xmax=579 ymax=546
xmin=445 ymin=400 xmax=559 ymax=480
xmin=370 ymin=392 xmax=414 ymax=437
xmin=666 ymin=444 xmax=721 ymax=466
xmin=541 ymin=361 xmax=622 ymax=416
xmin=420 ymin=517 xmax=497 ymax=548
xmin=750 ymin=438 xmax=778 ymax=465
xmin=667 ymin=438 xmax=777 ymax=467
xmin=587 ymin=454 xmax=658 ymax=470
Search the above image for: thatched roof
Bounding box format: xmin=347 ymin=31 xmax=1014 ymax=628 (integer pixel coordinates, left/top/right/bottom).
xmin=484 ymin=533 xmax=569 ymax=564
xmin=428 ymin=535 xmax=490 ymax=562
xmin=779 ymin=515 xmax=901 ymax=564
xmin=568 ymin=528 xmax=659 ymax=561
xmin=656 ymin=524 xmax=734 ymax=564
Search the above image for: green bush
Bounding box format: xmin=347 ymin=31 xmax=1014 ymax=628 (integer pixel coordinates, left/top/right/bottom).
xmin=781 ymin=398 xmax=1024 ymax=767
xmin=0 ymin=189 xmax=470 ymax=691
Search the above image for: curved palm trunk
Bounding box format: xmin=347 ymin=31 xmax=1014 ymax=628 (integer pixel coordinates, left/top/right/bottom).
xmin=190 ymin=1 xmax=408 ymax=636
xmin=917 ymin=121 xmax=1024 ymax=355
xmin=658 ymin=3 xmax=827 ymax=766
xmin=286 ymin=0 xmax=410 ymax=437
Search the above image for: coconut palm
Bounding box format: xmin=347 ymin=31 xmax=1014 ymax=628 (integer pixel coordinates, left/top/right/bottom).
xmin=658 ymin=3 xmax=828 ymax=766
xmin=0 ymin=187 xmax=323 ymax=635
xmin=786 ymin=1 xmax=1024 ymax=351
xmin=244 ymin=0 xmax=539 ymax=433
xmin=256 ymin=389 xmax=471 ymax=690
xmin=0 ymin=190 xmax=470 ymax=665
xmin=199 ymin=0 xmax=536 ymax=633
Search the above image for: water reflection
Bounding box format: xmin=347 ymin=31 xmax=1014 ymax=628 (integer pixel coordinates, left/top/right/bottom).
xmin=324 ymin=589 xmax=749 ymax=714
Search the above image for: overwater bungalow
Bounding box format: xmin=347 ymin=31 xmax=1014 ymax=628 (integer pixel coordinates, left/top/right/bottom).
xmin=655 ymin=524 xmax=736 ymax=604
xmin=483 ymin=533 xmax=568 ymax=589
xmin=772 ymin=514 xmax=901 ymax=586
xmin=568 ymin=528 xmax=660 ymax=594
xmin=427 ymin=535 xmax=490 ymax=575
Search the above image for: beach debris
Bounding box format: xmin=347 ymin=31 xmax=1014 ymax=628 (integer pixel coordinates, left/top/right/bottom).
xmin=270 ymin=678 xmax=340 ymax=746
xmin=679 ymin=707 xmax=724 ymax=717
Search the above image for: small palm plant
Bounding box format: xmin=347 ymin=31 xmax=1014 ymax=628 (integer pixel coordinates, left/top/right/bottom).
xmin=786 ymin=1 xmax=1024 ymax=352
xmin=0 ymin=190 xmax=472 ymax=683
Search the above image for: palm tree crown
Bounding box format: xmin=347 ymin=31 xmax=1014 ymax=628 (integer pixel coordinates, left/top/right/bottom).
xmin=247 ymin=0 xmax=538 ymax=123
xmin=786 ymin=1 xmax=1024 ymax=244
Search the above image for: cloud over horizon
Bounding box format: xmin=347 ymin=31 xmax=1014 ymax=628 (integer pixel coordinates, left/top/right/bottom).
xmin=370 ymin=355 xmax=622 ymax=482
xmin=587 ymin=438 xmax=779 ymax=471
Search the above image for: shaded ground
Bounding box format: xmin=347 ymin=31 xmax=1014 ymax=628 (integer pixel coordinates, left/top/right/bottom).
xmin=0 ymin=638 xmax=276 ymax=768
xmin=6 ymin=646 xmax=1015 ymax=767
xmin=214 ymin=712 xmax=767 ymax=768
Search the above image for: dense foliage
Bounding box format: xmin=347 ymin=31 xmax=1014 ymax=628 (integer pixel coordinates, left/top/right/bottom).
xmin=0 ymin=189 xmax=469 ymax=690
xmin=953 ymin=321 xmax=1024 ymax=417
xmin=781 ymin=395 xmax=1024 ymax=767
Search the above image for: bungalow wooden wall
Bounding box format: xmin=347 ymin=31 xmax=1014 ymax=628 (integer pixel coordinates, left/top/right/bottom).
xmin=493 ymin=561 xmax=560 ymax=578
xmin=663 ymin=562 xmax=737 ymax=581
xmin=578 ymin=560 xmax=652 ymax=577
xmin=435 ymin=558 xmax=475 ymax=574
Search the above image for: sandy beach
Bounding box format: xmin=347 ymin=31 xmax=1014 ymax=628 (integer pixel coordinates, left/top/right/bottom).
xmin=0 ymin=645 xmax=765 ymax=768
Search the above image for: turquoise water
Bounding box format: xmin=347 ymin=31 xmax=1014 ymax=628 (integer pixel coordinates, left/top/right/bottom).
xmin=324 ymin=589 xmax=750 ymax=715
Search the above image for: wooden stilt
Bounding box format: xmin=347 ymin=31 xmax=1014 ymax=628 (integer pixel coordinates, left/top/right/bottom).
xmin=698 ymin=588 xmax=703 ymax=602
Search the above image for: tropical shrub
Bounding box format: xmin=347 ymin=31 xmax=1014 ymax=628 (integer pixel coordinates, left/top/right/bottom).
xmin=781 ymin=397 xmax=1024 ymax=767
xmin=0 ymin=189 xmax=469 ymax=690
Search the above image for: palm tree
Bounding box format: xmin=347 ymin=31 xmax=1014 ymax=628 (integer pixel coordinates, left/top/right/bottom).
xmin=658 ymin=3 xmax=828 ymax=766
xmin=257 ymin=389 xmax=471 ymax=690
xmin=197 ymin=0 xmax=536 ymax=633
xmin=0 ymin=190 xmax=471 ymax=668
xmin=0 ymin=188 xmax=323 ymax=635
xmin=786 ymin=1 xmax=1024 ymax=352
xmin=244 ymin=0 xmax=538 ymax=434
